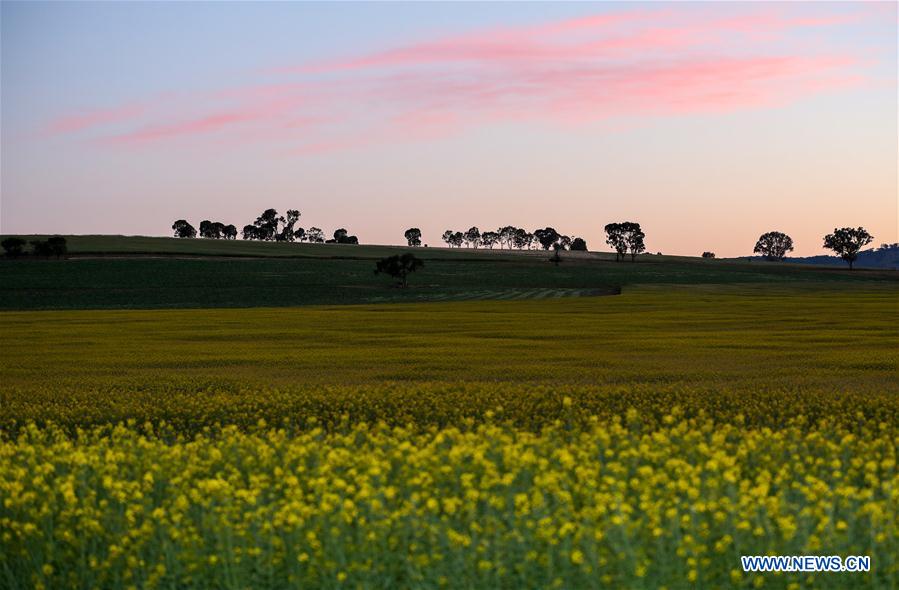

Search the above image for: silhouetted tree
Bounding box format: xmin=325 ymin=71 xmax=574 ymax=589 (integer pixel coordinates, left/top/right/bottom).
xmin=824 ymin=227 xmax=873 ymax=270
xmin=498 ymin=226 xmax=518 ymax=249
xmin=606 ymin=222 xmax=644 ymax=261
xmin=450 ymin=231 xmax=464 ymax=248
xmin=278 ymin=209 xmax=300 ymax=242
xmin=330 ymin=228 xmax=357 ymax=244
xmin=223 ymin=224 xmax=237 ymax=240
xmin=480 ymin=231 xmax=499 ymax=249
xmin=404 ymin=228 xmax=422 ymax=247
xmin=254 ymin=208 xmax=281 ymax=241
xmin=524 ymin=231 xmax=536 ymax=250
xmin=242 ymin=225 xmax=258 ymax=240
xmin=375 ymin=253 xmax=424 ymax=288
xmin=294 ymin=227 xmax=306 ymax=242
xmin=753 ymin=231 xmax=793 ymax=261
xmin=2 ymin=237 xmax=27 ymax=258
xmin=442 ymin=230 xmax=454 ymax=247
xmin=512 ymin=228 xmax=531 ymax=250
xmin=534 ymin=227 xmax=561 ymax=250
xmin=172 ymin=220 xmax=197 ymax=238
xmin=198 ymin=220 xmax=227 ymax=239
xmin=570 ymin=237 xmax=587 ymax=251
xmin=464 ymin=227 xmax=481 ymax=248
xmin=702 ymin=251 xmax=715 ymax=259
xmin=605 ymin=223 xmax=627 ymax=261
xmin=558 ymin=235 xmax=572 ymax=250
xmin=624 ymin=223 xmax=645 ymax=261
xmin=47 ymin=236 xmax=67 ymax=259
xmin=306 ymin=227 xmax=324 ymax=243
xmin=30 ymin=240 xmax=53 ymax=258
xmin=550 ymin=243 xmax=563 ymax=266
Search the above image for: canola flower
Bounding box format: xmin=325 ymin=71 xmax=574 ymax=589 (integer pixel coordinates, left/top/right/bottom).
xmin=2 ymin=412 xmax=896 ymax=589
xmin=2 ymin=381 xmax=897 ymax=436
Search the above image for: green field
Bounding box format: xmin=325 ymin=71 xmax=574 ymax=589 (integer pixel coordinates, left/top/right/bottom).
xmin=1 ymin=235 xmax=894 ymax=310
xmin=1 ymin=238 xmax=897 ymax=589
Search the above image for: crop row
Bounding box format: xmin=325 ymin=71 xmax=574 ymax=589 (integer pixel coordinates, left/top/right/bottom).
xmin=2 ymin=382 xmax=898 ymax=436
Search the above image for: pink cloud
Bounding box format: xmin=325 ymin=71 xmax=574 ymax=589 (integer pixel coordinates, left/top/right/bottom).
xmin=45 ymin=103 xmax=146 ymax=134
xmin=46 ymin=5 xmax=876 ymax=155
xmin=103 ymin=111 xmax=255 ymax=145
xmin=297 ymin=6 xmax=857 ymax=73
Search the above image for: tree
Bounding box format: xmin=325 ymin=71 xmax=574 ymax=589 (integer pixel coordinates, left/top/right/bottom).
xmin=212 ymin=222 xmax=226 ymax=239
xmin=534 ymin=227 xmax=560 ymax=251
xmin=523 ymin=231 xmax=535 ymax=250
xmin=702 ymin=251 xmax=715 ymax=259
xmin=306 ymin=227 xmax=324 ymax=243
xmin=753 ymin=231 xmax=794 ymax=261
xmin=375 ymin=253 xmax=424 ymax=288
xmin=570 ymin=237 xmax=587 ymax=251
xmin=442 ymin=230 xmax=454 ymax=247
xmin=404 ymin=228 xmax=422 ymax=247
xmin=223 ymin=224 xmax=237 ymax=240
xmin=605 ymin=222 xmax=644 ymax=261
xmin=512 ymin=228 xmax=531 ymax=250
xmin=331 ymin=228 xmax=358 ymax=244
xmin=824 ymin=227 xmax=873 ymax=270
xmin=242 ymin=225 xmax=258 ymax=240
xmin=279 ymin=209 xmax=300 ymax=242
xmin=47 ymin=236 xmax=67 ymax=259
xmin=199 ymin=220 xmax=227 ymax=239
xmin=623 ymin=222 xmax=645 ymax=261
xmin=172 ymin=220 xmax=197 ymax=238
xmin=254 ymin=208 xmax=281 ymax=241
xmin=30 ymin=240 xmax=53 ymax=258
xmin=604 ymin=223 xmax=627 ymax=261
xmin=294 ymin=227 xmax=306 ymax=242
xmin=450 ymin=231 xmax=465 ymax=248
xmin=558 ymin=235 xmax=572 ymax=250
xmin=1 ymin=237 xmax=27 ymax=258
xmin=498 ymin=226 xmax=518 ymax=249
xmin=550 ymin=243 xmax=563 ymax=266
xmin=464 ymin=227 xmax=481 ymax=248
xmin=480 ymin=231 xmax=499 ymax=249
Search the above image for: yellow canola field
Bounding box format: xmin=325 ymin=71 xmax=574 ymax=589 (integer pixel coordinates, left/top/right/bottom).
xmin=2 ymin=412 xmax=896 ymax=590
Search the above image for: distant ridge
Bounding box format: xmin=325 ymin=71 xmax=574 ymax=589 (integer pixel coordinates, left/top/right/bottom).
xmin=749 ymin=246 xmax=898 ymax=270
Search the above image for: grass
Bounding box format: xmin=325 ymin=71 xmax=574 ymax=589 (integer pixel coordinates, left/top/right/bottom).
xmin=1 ymin=236 xmax=894 ymax=310
xmin=1 ymin=234 xmax=549 ymax=259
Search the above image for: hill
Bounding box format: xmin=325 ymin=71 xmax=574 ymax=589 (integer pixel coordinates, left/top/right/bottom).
xmin=774 ymin=246 xmax=899 ymax=270
xmin=0 ymin=234 xmax=896 ymax=310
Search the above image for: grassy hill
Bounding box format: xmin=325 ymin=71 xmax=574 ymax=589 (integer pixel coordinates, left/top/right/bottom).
xmin=1 ymin=235 xmax=896 ymax=310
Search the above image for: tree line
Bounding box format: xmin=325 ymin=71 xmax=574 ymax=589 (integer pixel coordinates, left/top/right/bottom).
xmin=0 ymin=219 xmax=879 ymax=270
xmin=404 ymin=226 xmax=589 ymax=252
xmin=1 ymin=236 xmax=67 ymax=259
xmin=172 ymin=209 xmax=358 ymax=244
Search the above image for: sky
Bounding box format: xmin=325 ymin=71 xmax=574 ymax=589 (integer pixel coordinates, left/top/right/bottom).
xmin=1 ymin=1 xmax=896 ymax=257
